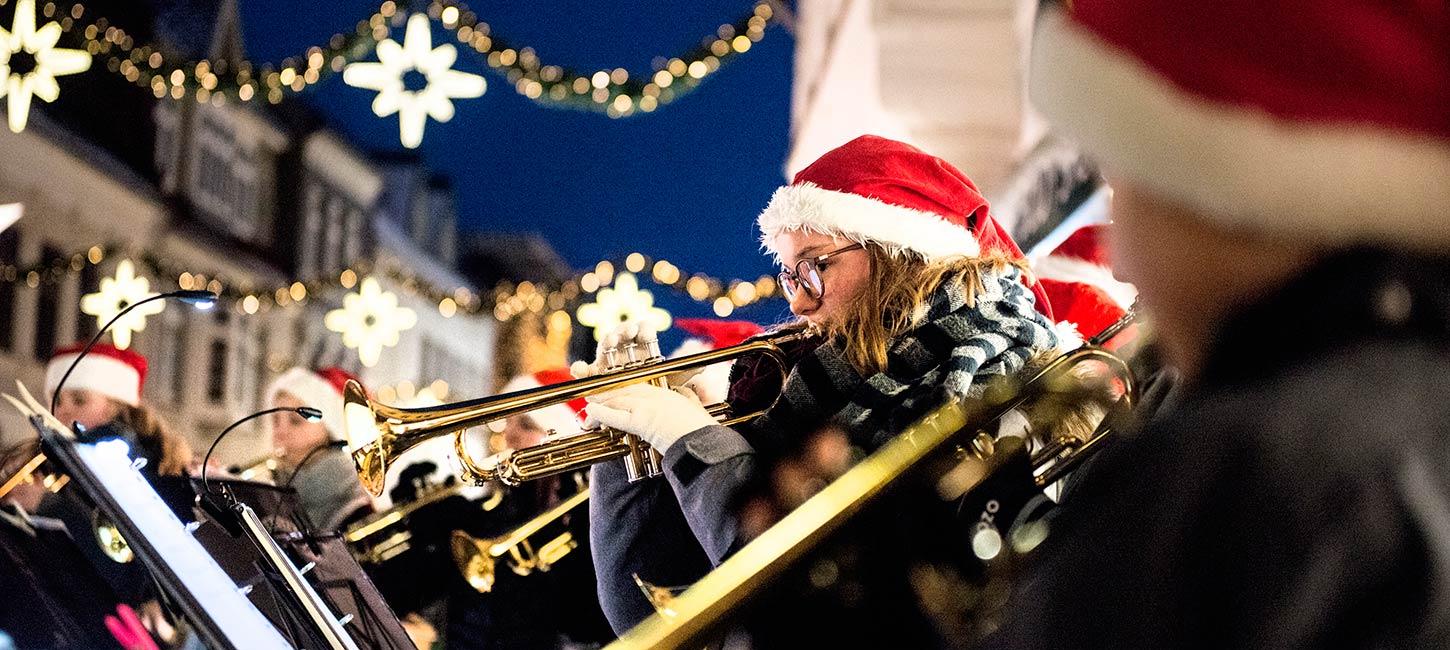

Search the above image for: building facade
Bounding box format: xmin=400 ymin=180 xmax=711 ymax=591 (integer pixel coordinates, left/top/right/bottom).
xmin=0 ymin=85 xmax=494 ymax=482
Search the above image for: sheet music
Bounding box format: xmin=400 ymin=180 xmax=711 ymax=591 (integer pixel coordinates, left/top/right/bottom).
xmin=73 ymin=439 xmax=293 ymax=649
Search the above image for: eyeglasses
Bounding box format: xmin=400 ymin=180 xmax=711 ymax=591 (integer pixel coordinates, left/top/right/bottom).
xmin=778 ymin=243 xmax=864 ymax=301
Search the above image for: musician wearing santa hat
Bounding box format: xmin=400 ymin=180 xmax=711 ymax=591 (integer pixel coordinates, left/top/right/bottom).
xmin=583 ymin=135 xmax=1067 ymax=632
xmin=266 ymin=367 xmax=374 ymax=531
xmin=985 ymin=0 xmax=1450 ymax=645
xmin=39 ymin=343 xmax=194 ymax=604
xmin=495 ymin=368 xmax=589 ymax=452
xmin=45 ymin=342 xmax=192 ymax=478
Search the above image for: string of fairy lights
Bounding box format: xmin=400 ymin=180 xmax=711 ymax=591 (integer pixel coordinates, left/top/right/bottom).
xmin=428 ymin=0 xmax=773 ymax=118
xmin=1 ymin=244 xmax=784 ymax=321
xmin=0 ymin=0 xmax=774 ymax=116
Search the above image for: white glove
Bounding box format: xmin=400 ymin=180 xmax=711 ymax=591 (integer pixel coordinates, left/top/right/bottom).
xmin=583 ymin=383 xmax=716 ymax=453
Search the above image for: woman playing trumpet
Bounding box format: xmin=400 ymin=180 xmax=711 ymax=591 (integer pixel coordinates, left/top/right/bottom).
xmin=581 ymin=136 xmax=1065 ymax=632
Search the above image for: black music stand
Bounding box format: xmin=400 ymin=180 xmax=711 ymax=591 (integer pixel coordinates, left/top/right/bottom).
xmin=36 ymin=419 xmax=294 ymax=649
xmin=193 ymin=476 xmax=415 ymax=650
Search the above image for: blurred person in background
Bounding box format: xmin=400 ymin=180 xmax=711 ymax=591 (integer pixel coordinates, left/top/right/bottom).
xmin=985 ymin=0 xmax=1450 ymax=646
xmin=265 ymin=367 xmax=374 ymax=531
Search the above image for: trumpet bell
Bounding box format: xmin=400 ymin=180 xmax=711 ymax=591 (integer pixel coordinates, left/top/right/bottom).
xmin=93 ymin=513 xmax=134 ymax=563
xmin=343 ymin=380 xmax=391 ymax=496
xmin=451 ymin=530 xmax=496 ymax=593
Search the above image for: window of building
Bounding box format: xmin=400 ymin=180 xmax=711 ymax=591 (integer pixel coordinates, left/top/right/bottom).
xmin=0 ymin=228 xmax=19 ymax=352
xmin=170 ymin=316 xmax=189 ymax=406
xmin=74 ymin=259 xmax=99 ymax=342
xmin=207 ymin=338 xmax=227 ymax=403
xmin=252 ymin=329 xmax=269 ymax=412
xmin=32 ymin=245 xmax=62 ymax=361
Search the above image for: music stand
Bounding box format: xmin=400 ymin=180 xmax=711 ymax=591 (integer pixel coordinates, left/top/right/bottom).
xmin=36 ymin=419 xmax=292 ymax=649
xmin=194 ymin=476 xmax=415 ymax=650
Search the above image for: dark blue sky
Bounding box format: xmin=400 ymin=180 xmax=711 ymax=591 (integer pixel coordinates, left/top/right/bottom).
xmin=241 ymin=1 xmax=797 ymax=326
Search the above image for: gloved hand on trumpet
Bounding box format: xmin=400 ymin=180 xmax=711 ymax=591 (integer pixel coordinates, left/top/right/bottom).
xmin=571 ymin=321 xmax=719 ymax=453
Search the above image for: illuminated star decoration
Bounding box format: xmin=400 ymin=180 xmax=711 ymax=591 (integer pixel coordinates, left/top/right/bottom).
xmin=342 ymin=13 xmax=485 ymax=148
xmin=325 ymin=277 xmax=418 ymax=367
xmin=576 ymin=273 xmax=671 ymax=341
xmin=0 ymin=0 xmax=92 ymax=133
xmin=80 ymin=259 xmax=164 ymax=350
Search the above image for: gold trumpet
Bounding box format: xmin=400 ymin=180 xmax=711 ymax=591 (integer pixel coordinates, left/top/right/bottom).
xmin=450 ymin=488 xmax=590 ymax=593
xmin=0 ymin=452 xmax=61 ymax=500
xmin=345 ymin=328 xmax=814 ymax=495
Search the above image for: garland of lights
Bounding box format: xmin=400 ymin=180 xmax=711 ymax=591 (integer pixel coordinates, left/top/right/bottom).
xmin=0 ymin=0 xmax=774 ymax=120
xmin=3 ymin=245 xmax=784 ymax=322
xmin=427 ymin=0 xmax=773 ymax=118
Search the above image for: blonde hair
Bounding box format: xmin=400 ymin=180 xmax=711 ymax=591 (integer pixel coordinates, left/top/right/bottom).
xmin=114 ymin=403 xmax=192 ymax=476
xmin=822 ymin=245 xmax=1025 ymax=376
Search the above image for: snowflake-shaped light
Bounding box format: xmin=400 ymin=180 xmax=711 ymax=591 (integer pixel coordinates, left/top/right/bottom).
xmin=325 ymin=277 xmax=418 ymax=367
xmin=80 ymin=259 xmax=164 ymax=350
xmin=0 ymin=203 xmax=20 ymax=234
xmin=0 ymin=0 xmax=92 ymax=133
xmin=342 ymin=13 xmax=485 ymax=149
xmin=576 ymin=272 xmax=671 ymax=341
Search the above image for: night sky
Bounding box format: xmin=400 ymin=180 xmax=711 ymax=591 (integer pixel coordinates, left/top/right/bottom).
xmin=241 ymin=0 xmax=798 ymax=329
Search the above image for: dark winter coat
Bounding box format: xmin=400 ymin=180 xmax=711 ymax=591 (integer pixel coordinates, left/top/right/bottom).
xmin=986 ymin=247 xmax=1450 ymax=648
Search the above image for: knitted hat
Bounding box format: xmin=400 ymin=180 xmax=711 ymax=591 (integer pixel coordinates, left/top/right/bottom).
xmin=758 ymin=135 xmax=1054 ymax=317
xmin=1029 ymin=0 xmax=1450 ymax=246
xmin=499 ymin=368 xmax=586 ymax=436
xmin=267 ymin=367 xmax=363 ymax=441
xmin=45 ymin=342 xmax=148 ymax=407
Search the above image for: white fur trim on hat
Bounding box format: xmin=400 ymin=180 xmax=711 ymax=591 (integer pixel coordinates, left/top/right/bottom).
xmin=45 ymin=353 xmax=141 ymax=407
xmin=1030 ymin=9 xmax=1450 ymax=249
xmin=1033 ymin=255 xmax=1138 ymax=311
xmin=500 ymin=375 xmax=583 ymax=436
xmin=758 ymin=182 xmax=981 ymax=262
xmin=267 ymin=368 xmax=347 ymax=441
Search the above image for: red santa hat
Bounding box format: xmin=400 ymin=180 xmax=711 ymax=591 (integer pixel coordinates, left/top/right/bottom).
xmin=499 ymin=368 xmax=587 ymax=436
xmin=45 ymin=342 xmax=148 ymax=407
xmin=1033 ymin=225 xmax=1136 ymax=311
xmin=667 ymin=319 xmax=765 ymax=405
xmin=758 ymin=135 xmax=1054 ymax=317
xmin=671 ymin=319 xmax=765 ymax=357
xmin=1029 ymin=0 xmax=1450 ymax=246
xmin=1034 ymin=225 xmax=1138 ymax=348
xmin=267 ymin=367 xmax=363 ymax=441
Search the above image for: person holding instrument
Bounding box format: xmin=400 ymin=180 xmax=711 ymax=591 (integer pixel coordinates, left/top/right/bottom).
xmin=581 ymin=135 xmax=1066 ymax=632
xmin=265 ymin=367 xmax=374 ymax=532
xmin=982 ymin=0 xmax=1450 ymax=646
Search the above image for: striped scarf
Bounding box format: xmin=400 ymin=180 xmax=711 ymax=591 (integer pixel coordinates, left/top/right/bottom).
xmin=746 ymin=267 xmax=1058 ymax=452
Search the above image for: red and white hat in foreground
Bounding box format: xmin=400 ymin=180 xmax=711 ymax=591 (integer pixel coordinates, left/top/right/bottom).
xmin=1029 ymin=0 xmax=1450 ymax=247
xmin=45 ymin=342 xmax=148 ymax=407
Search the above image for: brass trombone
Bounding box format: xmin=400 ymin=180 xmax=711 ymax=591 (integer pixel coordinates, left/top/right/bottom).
xmin=450 ymin=488 xmax=590 ymax=593
xmin=345 ymin=328 xmax=815 ymax=495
